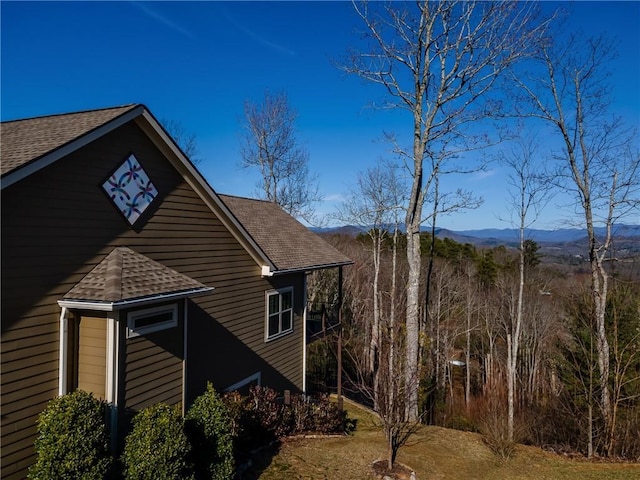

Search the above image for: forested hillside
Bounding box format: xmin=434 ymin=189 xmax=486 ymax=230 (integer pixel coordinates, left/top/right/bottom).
xmin=307 ymin=232 xmax=639 ymax=461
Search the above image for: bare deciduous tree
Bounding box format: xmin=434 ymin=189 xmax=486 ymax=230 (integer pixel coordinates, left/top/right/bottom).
xmin=338 ymin=162 xmax=418 ymax=469
xmin=499 ymin=135 xmax=553 ymax=441
xmin=240 ymin=90 xmax=322 ymax=223
xmin=162 ymin=118 xmax=202 ymax=164
xmin=344 ymin=0 xmax=549 ymax=421
xmin=338 ymin=162 xmax=405 ymax=380
xmin=514 ymin=32 xmax=640 ymax=452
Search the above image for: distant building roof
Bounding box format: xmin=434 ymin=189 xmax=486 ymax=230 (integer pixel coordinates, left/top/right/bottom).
xmin=219 ymin=194 xmax=352 ymax=273
xmin=60 ymin=247 xmax=212 ymax=310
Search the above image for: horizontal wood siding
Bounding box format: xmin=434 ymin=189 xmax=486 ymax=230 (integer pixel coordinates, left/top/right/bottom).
xmin=1 ymin=121 xmax=304 ymax=478
xmin=78 ymin=316 xmax=106 ymax=400
xmin=124 ymin=318 xmax=183 ymax=411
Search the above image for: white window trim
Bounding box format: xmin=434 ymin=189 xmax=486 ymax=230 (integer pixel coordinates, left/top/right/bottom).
xmin=58 ymin=307 xmax=69 ymax=396
xmin=224 ymin=372 xmax=262 ymax=393
xmin=127 ymin=303 xmax=178 ymax=338
xmin=265 ymin=287 xmax=294 ymax=342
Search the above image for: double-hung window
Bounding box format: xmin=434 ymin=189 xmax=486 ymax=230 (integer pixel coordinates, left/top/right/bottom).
xmin=265 ymin=287 xmax=293 ymax=341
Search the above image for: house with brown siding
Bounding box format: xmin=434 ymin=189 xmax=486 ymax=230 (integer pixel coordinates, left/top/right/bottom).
xmin=0 ymin=104 xmax=351 ymax=479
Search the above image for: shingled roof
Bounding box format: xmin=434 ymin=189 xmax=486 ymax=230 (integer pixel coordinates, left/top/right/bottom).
xmin=1 ymin=104 xmax=140 ymax=178
xmin=219 ymin=195 xmax=352 ymax=273
xmin=60 ymin=247 xmax=213 ymax=310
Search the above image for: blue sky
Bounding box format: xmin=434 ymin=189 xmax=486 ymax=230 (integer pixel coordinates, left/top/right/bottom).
xmin=2 ymin=1 xmax=639 ymax=230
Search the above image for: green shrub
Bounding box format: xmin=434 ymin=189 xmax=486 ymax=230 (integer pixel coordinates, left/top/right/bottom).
xmin=220 ymin=390 xmax=249 ymax=443
xmin=186 ymin=383 xmax=235 ymax=480
xmin=122 ymin=403 xmax=194 ymax=480
xmin=446 ymin=414 xmax=478 ymax=433
xmin=28 ymin=390 xmax=112 ymax=480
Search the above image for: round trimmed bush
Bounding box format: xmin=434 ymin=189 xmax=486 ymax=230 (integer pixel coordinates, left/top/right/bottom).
xmin=122 ymin=403 xmax=194 ymax=480
xmin=28 ymin=390 xmax=112 ymax=480
xmin=186 ymin=383 xmax=235 ymax=480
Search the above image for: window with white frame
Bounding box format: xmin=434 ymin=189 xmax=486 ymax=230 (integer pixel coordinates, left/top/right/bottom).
xmin=127 ymin=304 xmax=178 ymax=338
xmin=265 ymin=287 xmax=293 ymax=340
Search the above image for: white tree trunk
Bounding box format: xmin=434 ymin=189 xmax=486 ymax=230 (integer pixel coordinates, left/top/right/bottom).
xmin=405 ymin=228 xmax=421 ymax=421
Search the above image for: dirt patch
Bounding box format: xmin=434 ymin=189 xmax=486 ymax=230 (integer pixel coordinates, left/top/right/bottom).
xmin=371 ymin=459 xmax=416 ymax=479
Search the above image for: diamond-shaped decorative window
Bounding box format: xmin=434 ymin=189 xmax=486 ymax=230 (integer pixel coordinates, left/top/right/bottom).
xmin=102 ymin=154 xmax=158 ymax=225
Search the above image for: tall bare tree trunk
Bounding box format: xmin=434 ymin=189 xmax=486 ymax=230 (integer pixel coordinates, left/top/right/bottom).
xmin=464 ymin=268 xmax=475 ymax=412
xmin=387 ymin=227 xmax=399 ymax=470
xmin=345 ymin=0 xmax=549 ymax=424
xmin=507 ymin=217 xmax=526 ymax=441
xmin=588 ymin=214 xmax=612 ymax=438
xmin=372 ymin=233 xmax=382 ymax=408
xmin=405 ymin=224 xmax=422 ymax=421
xmin=499 ymin=134 xmax=550 ymax=442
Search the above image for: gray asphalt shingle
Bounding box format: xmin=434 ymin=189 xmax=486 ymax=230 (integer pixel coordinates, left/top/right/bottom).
xmin=219 ymin=194 xmax=352 ymax=272
xmin=1 ymin=104 xmax=138 ymax=177
xmin=63 ymin=246 xmax=211 ymax=303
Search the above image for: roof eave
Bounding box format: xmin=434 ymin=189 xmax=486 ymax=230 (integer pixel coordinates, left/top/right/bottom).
xmin=57 ymin=286 xmax=214 ymax=311
xmin=263 ymin=260 xmax=354 ymax=277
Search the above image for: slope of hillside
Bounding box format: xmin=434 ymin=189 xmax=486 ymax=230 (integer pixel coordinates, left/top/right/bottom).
xmin=245 ymin=398 xmax=640 ymax=480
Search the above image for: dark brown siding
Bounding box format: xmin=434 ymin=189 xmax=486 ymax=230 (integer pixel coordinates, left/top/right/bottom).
xmin=1 ymin=121 xmax=304 ymax=479
xmin=123 ymin=307 xmax=184 ymax=411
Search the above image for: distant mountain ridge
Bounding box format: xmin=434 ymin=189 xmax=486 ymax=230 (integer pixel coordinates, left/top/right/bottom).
xmin=314 ymin=223 xmax=640 ymax=260
xmin=439 ymin=224 xmax=640 ymax=243
xmin=315 ymin=224 xmax=640 ymax=243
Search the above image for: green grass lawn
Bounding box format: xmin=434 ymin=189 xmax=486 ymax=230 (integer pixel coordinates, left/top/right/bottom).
xmin=244 ymin=397 xmax=640 ymax=480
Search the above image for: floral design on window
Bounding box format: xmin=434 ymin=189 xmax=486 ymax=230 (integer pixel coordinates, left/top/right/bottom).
xmin=102 ymin=154 xmax=158 ymax=225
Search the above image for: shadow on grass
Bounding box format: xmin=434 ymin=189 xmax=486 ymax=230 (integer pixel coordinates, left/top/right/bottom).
xmin=235 ymin=441 xmax=282 ymax=480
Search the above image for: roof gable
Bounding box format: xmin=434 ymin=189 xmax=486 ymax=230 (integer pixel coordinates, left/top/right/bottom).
xmin=219 ymin=195 xmax=352 ymax=273
xmin=2 ymin=104 xmax=351 ymax=275
xmin=1 ymin=104 xmax=274 ymax=270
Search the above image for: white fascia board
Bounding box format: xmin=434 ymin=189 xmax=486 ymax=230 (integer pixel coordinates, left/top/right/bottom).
xmin=136 ymin=110 xmax=276 ymax=273
xmin=57 ymin=287 xmax=214 ymax=311
xmin=267 ymin=260 xmax=354 ymax=277
xmin=57 ymin=300 xmax=115 ymax=311
xmin=1 ymin=106 xmax=145 ymax=190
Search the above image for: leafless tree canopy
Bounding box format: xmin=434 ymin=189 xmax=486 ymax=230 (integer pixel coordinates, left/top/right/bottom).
xmin=512 ymin=24 xmax=640 ymax=454
xmin=304 ymin=3 xmax=639 ymax=471
xmin=240 ymin=90 xmax=322 ymax=223
xmin=343 ymin=0 xmax=551 ymax=422
xmin=162 ymin=118 xmax=201 ymax=165
xmin=498 ymin=135 xmax=554 ymax=442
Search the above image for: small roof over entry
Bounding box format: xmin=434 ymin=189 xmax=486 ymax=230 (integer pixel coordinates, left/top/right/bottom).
xmin=58 ymin=246 xmax=213 ymax=311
